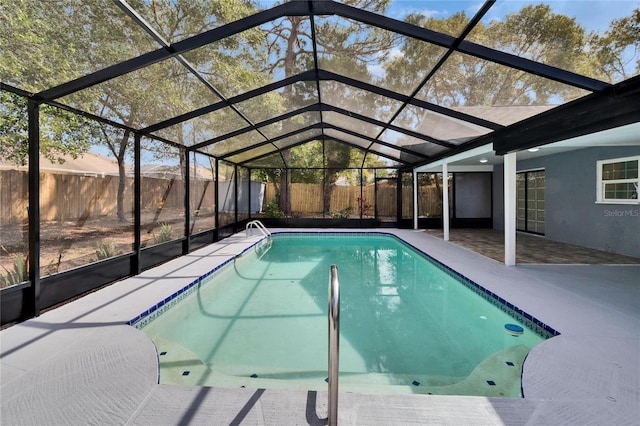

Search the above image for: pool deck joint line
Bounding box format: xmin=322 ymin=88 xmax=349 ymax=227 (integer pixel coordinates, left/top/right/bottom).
xmin=1 ymin=228 xmax=638 ymax=425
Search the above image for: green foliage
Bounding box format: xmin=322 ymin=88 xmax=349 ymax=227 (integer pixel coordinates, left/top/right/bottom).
xmin=384 ymin=5 xmax=635 ymax=111
xmin=1 ymin=0 xmax=274 ymax=222
xmin=0 ymin=91 xmax=27 ymax=166
xmin=95 ymin=241 xmax=119 ymax=261
xmin=0 ymin=250 xmax=27 ymax=288
xmin=152 ymin=222 xmax=174 ymax=244
xmin=0 ymin=90 xmax=94 ymax=167
xmin=588 ymin=8 xmax=640 ymax=82
xmin=386 ymin=4 xmax=594 ymax=108
xmin=263 ymin=199 xmax=285 ymax=218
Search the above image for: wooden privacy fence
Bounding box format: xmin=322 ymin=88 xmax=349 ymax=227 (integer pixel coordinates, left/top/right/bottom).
xmin=0 ymin=170 xmax=216 ymax=225
xmin=264 ymin=183 xmax=441 ymax=217
xmin=1 ymin=170 xmax=28 ymax=225
xmin=265 ymin=183 xmax=376 ymax=215
xmin=1 ymin=170 xmax=442 ymax=225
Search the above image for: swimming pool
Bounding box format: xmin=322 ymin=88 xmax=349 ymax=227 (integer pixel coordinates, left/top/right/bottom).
xmin=132 ymin=232 xmax=557 ymax=397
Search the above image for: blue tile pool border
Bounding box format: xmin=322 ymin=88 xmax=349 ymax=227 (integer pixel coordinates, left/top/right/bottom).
xmin=128 ymin=231 xmax=559 ymax=339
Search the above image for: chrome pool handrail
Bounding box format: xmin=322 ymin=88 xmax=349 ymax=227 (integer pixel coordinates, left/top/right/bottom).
xmin=245 ymin=220 xmax=271 ymax=238
xmin=328 ymin=264 xmax=340 ymax=426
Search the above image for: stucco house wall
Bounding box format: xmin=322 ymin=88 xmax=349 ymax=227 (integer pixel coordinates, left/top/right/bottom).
xmin=493 ymin=146 xmax=639 ymax=258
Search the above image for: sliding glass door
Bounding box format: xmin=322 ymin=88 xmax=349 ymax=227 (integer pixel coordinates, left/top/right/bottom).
xmin=516 ymin=170 xmax=545 ymax=234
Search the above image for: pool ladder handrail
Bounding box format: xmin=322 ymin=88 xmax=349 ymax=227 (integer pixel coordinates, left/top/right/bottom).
xmin=245 ymin=220 xmax=271 ymax=238
xmin=254 ymin=237 xmax=272 ymax=260
xmin=328 ymin=264 xmax=340 ymax=426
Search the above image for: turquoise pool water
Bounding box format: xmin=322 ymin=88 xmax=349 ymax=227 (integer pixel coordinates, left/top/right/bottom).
xmin=137 ymin=233 xmax=556 ymax=397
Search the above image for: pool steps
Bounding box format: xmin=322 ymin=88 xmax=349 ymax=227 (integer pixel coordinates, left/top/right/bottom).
xmin=155 ymin=342 xmax=528 ymax=398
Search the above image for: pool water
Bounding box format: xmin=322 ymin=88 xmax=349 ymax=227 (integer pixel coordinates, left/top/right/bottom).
xmin=139 ymin=233 xmax=553 ymax=397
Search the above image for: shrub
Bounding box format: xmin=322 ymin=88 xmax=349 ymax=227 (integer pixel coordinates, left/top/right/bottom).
xmin=95 ymin=241 xmax=118 ymax=260
xmin=264 ymin=200 xmax=285 ymax=218
xmin=152 ymin=222 xmax=173 ymax=244
xmin=1 ymin=251 xmax=27 ymax=288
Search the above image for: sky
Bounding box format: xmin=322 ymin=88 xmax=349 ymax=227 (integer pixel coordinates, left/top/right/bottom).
xmin=385 ymin=0 xmax=639 ymax=33
xmin=255 ymin=0 xmax=639 ymax=34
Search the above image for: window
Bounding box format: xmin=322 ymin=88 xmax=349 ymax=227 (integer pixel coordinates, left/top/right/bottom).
xmin=596 ymin=156 xmax=640 ymax=204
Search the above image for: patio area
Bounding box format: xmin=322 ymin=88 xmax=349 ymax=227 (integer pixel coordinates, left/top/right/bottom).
xmin=423 ymin=228 xmax=640 ymax=265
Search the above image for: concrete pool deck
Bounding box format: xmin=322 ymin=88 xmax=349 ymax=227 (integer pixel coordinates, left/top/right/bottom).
xmin=1 ymin=229 xmax=638 ymax=425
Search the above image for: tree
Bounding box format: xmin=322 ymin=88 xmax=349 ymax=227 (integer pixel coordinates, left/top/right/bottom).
xmin=0 ymin=0 xmax=104 ymax=167
xmin=1 ymin=0 xmax=158 ymax=221
xmin=1 ymin=0 xmax=273 ymax=222
xmin=126 ymin=0 xmax=281 ymax=225
xmin=0 ymin=90 xmax=94 ymax=167
xmin=383 ymin=4 xmax=622 ymax=149
xmin=588 ymin=8 xmax=640 ymax=82
xmin=386 ymin=5 xmax=592 ymax=109
xmin=262 ymin=0 xmax=398 ymax=215
xmin=481 ymin=5 xmax=592 ymax=104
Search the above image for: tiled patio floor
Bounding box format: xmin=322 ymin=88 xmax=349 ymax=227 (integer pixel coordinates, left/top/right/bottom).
xmin=423 ymin=228 xmax=640 ymax=264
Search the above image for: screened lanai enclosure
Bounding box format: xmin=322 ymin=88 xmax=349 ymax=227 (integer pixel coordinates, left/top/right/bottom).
xmin=1 ymin=0 xmax=639 ymax=325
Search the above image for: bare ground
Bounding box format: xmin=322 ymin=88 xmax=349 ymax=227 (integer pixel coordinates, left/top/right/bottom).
xmin=0 ymin=210 xmax=218 ymax=281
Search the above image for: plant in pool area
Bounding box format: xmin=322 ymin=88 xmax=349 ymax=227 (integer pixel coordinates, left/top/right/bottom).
xmin=95 ymin=241 xmax=119 ymax=260
xmin=0 ymin=248 xmax=27 ymax=288
xmin=152 ymin=222 xmax=173 ymax=244
xmin=264 ymin=199 xmax=285 ymax=218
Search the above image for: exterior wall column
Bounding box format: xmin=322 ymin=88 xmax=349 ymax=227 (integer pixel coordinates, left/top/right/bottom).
xmin=504 ymin=152 xmax=517 ymax=266
xmin=442 ymin=162 xmax=449 ymax=241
